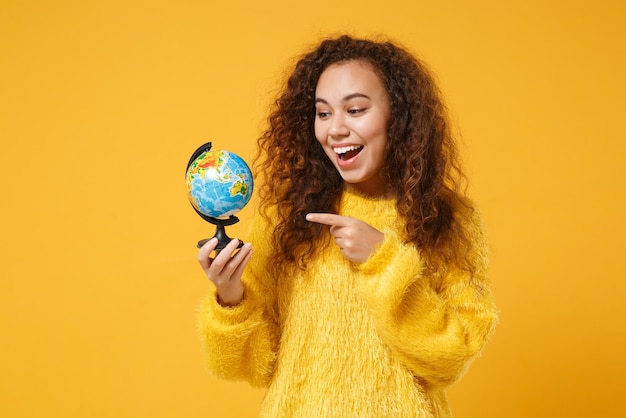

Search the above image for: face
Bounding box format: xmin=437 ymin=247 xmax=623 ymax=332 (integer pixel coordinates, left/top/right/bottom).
xmin=314 ymin=60 xmax=391 ymax=197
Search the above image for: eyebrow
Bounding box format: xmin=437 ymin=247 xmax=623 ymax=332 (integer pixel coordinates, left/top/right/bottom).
xmin=315 ymin=93 xmax=372 ymax=104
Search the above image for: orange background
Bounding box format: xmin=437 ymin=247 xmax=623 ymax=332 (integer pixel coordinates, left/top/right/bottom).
xmin=1 ymin=1 xmax=625 ymax=417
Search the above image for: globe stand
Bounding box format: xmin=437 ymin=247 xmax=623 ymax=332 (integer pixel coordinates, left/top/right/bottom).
xmin=196 ymin=213 xmax=244 ymax=250
xmin=187 ymin=141 xmax=252 ymax=251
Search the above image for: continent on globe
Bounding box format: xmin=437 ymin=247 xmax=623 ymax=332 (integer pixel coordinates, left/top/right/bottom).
xmin=230 ymin=180 xmax=249 ymax=197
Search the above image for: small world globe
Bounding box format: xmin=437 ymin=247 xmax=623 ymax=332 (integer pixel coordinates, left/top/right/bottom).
xmin=185 ymin=147 xmax=254 ymax=219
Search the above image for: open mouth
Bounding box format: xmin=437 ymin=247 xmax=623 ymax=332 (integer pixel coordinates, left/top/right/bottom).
xmin=335 ymin=145 xmax=363 ymax=161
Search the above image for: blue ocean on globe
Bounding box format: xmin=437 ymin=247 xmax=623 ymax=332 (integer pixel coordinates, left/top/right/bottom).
xmin=185 ymin=149 xmax=254 ymax=218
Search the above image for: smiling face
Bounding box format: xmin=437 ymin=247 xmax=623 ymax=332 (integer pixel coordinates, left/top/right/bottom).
xmin=314 ymin=60 xmax=391 ymax=197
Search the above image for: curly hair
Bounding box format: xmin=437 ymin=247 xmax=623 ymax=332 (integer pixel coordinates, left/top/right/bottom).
xmin=255 ymin=35 xmax=474 ymax=274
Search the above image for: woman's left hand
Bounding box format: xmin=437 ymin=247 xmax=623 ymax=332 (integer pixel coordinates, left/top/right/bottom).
xmin=306 ymin=213 xmax=384 ymax=263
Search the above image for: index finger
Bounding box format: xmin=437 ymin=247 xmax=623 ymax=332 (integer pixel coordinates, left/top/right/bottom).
xmin=305 ymin=213 xmax=348 ymax=227
xmin=197 ymin=237 xmax=219 ymax=269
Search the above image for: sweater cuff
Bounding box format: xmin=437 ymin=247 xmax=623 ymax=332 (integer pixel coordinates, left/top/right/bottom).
xmin=202 ymin=288 xmax=256 ymax=327
xmin=357 ymin=228 xmax=398 ymax=274
xmin=355 ymin=229 xmax=424 ymax=299
xmin=357 ymin=229 xmax=422 ymax=275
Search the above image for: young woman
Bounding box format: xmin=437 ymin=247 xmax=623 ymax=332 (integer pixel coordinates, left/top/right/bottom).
xmin=197 ymin=35 xmax=498 ymax=417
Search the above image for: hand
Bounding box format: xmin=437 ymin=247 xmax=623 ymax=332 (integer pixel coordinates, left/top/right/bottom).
xmin=197 ymin=238 xmax=252 ymax=306
xmin=306 ymin=213 xmax=384 ymax=263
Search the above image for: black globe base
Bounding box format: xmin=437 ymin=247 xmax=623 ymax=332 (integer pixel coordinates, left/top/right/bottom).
xmin=196 ymin=215 xmax=243 ymax=250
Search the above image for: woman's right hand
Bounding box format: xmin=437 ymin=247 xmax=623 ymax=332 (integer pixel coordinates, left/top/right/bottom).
xmin=197 ymin=237 xmax=252 ymax=307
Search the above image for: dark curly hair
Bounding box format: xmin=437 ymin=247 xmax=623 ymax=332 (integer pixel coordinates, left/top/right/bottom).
xmin=255 ymin=34 xmax=474 ymax=274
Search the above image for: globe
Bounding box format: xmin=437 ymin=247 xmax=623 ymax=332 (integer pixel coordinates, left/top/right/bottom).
xmin=185 ymin=142 xmax=254 ymax=249
xmin=186 ymin=146 xmax=254 ymax=219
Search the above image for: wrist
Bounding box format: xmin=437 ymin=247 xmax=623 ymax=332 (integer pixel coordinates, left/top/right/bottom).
xmin=216 ymin=291 xmax=243 ymax=308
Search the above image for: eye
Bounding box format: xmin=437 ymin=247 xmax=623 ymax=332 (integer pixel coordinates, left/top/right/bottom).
xmin=317 ymin=110 xmax=331 ymax=119
xmin=348 ymin=108 xmax=366 ymax=115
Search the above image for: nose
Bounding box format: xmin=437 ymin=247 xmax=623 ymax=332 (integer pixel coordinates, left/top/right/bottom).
xmin=329 ymin=114 xmax=349 ymax=138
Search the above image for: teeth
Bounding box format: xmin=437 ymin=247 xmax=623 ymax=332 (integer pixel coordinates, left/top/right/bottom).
xmin=334 ymin=145 xmax=362 ymax=155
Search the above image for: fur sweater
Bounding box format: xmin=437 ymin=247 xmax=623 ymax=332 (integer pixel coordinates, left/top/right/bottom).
xmin=198 ymin=189 xmax=498 ymax=417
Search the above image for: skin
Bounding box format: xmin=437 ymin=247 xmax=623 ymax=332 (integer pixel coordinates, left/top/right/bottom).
xmin=309 ymin=60 xmax=389 ymax=262
xmin=305 ymin=213 xmax=383 ymax=264
xmin=198 ymin=59 xmax=391 ymax=304
xmin=197 ymin=237 xmax=250 ymax=306
xmin=313 ymin=60 xmax=391 ymax=197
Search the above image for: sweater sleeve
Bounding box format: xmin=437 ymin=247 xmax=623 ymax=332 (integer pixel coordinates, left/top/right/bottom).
xmin=355 ymin=209 xmax=498 ymax=388
xmin=197 ymin=213 xmax=280 ymax=388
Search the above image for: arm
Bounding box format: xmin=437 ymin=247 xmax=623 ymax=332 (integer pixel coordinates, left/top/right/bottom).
xmin=355 ymin=211 xmax=498 ymax=388
xmin=197 ymin=214 xmax=280 ymax=388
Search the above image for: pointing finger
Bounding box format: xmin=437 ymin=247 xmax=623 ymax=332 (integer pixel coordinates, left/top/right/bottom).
xmin=305 ymin=213 xmax=348 ymax=227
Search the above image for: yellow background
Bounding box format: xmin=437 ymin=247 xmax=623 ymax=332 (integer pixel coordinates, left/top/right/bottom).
xmin=1 ymin=0 xmax=624 ymax=417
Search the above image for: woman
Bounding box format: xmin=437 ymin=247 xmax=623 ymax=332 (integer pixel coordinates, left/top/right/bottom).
xmin=197 ymin=35 xmax=498 ymax=417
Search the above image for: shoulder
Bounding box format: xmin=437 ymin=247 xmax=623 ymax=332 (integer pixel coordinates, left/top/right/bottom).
xmin=455 ymin=198 xmax=486 ymax=245
xmin=452 ymin=198 xmax=490 ymax=276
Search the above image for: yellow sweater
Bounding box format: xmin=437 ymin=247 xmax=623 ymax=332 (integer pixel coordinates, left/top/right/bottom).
xmin=199 ymin=190 xmax=498 ymax=417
